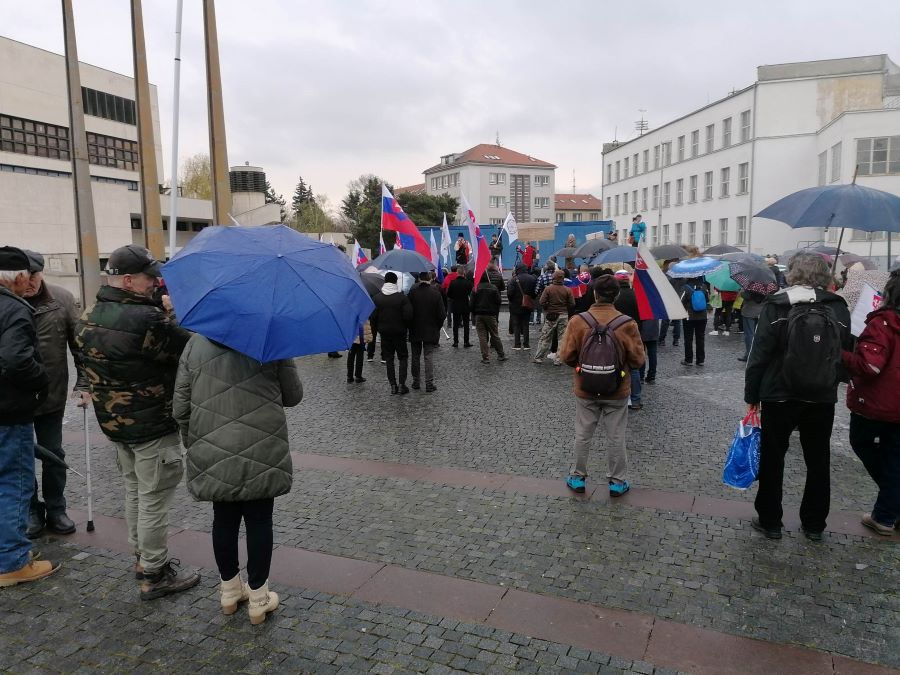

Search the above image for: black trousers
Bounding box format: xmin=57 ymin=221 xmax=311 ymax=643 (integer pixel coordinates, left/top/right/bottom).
xmin=510 ymin=311 xmax=530 ymax=348
xmin=31 ymin=410 xmax=67 ymax=515
xmin=347 ymin=343 xmax=365 ymax=379
xmin=755 ymin=401 xmax=834 ymax=532
xmin=713 ymin=300 xmax=735 ymax=331
xmin=452 ymin=312 xmax=470 ymax=346
xmin=682 ymin=318 xmax=707 ymax=364
xmin=212 ymin=498 xmax=274 ymax=590
xmin=849 ymin=413 xmax=900 ymax=526
xmin=380 ymin=334 xmax=408 ymax=386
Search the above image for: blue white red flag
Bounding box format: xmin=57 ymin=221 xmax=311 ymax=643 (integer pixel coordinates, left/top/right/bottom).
xmin=564 ymin=271 xmax=591 ymax=299
xmin=634 ymin=241 xmax=688 ymax=320
xmin=461 ymin=193 xmax=491 ymax=285
xmin=379 ymin=231 xmax=386 ymax=255
xmin=354 ymin=241 xmax=368 ymax=267
xmin=460 ymin=193 xmax=479 ymax=266
xmin=381 ymin=185 xmax=430 ymax=258
xmin=429 ymin=229 xmax=444 ymax=283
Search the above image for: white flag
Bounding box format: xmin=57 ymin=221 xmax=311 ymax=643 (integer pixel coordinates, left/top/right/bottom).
xmin=501 ymin=211 xmax=518 ymax=244
xmin=429 ymin=229 xmax=440 ymax=270
xmin=460 ymin=192 xmax=478 ymax=265
xmin=440 ymin=213 xmax=452 ymax=264
xmin=850 ymin=282 xmax=883 ymax=336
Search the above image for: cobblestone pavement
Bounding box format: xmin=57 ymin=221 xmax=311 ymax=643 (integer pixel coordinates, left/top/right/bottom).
xmin=6 ymin=314 xmax=897 ymax=673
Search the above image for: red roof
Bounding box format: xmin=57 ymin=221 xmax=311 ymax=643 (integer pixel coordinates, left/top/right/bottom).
xmin=395 ymin=183 xmax=425 ymax=195
xmin=554 ymin=193 xmax=602 ymax=211
xmin=424 ymin=144 xmax=556 ymax=173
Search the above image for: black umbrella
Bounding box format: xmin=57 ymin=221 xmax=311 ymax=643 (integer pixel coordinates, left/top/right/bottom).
xmin=650 ymin=244 xmax=690 ymax=260
xmin=719 ymin=251 xmax=764 ymax=264
xmin=552 ymin=247 xmax=579 ymax=259
xmin=358 ymin=271 xmax=385 ymax=296
xmin=703 ymin=244 xmax=743 ymax=255
xmin=34 ymin=444 xmax=82 ymax=477
xmin=573 ymin=239 xmax=613 ymax=259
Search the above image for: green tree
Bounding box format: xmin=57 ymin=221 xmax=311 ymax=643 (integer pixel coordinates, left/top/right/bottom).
xmin=396 ymin=192 xmax=458 ymax=231
xmin=291 ymin=176 xmax=314 ymax=214
xmin=340 ymin=174 xmax=392 ymax=252
xmin=180 ymin=153 xmax=212 ymax=200
xmin=289 ymin=193 xmax=335 ymax=235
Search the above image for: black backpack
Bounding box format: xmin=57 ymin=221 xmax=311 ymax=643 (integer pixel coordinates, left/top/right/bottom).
xmin=782 ymin=302 xmax=842 ymax=399
xmin=576 ymin=313 xmax=632 ymax=396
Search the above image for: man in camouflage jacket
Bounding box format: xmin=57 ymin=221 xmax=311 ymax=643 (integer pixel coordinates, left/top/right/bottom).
xmin=77 ymin=245 xmax=199 ymax=601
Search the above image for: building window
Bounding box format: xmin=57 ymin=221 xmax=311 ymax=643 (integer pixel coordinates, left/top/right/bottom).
xmin=430 ymin=178 xmax=438 ymax=190
xmin=652 ymin=184 xmax=659 ymax=209
xmin=641 ymin=187 xmax=648 ymax=211
xmin=633 ymin=153 xmax=639 ymax=175
xmin=81 ymin=87 xmax=136 ymax=125
xmin=663 ymin=142 xmax=672 ymax=167
xmin=704 ymin=171 xmax=713 ymax=200
xmin=817 ymin=151 xmax=827 ymax=185
xmin=533 ymin=196 xmax=549 ymax=208
xmin=830 ymin=142 xmax=842 ymax=183
xmin=622 ymin=192 xmax=628 ymax=213
xmin=856 ymin=136 xmax=900 ymax=175
xmin=642 ymin=149 xmax=649 ymax=173
xmin=688 ymin=221 xmax=696 ymax=244
xmin=675 ymin=178 xmax=684 ymax=205
xmin=534 ymin=218 xmax=550 ymax=223
xmin=589 ymin=212 xmax=599 ymax=220
xmin=632 ymin=190 xmax=638 ymax=213
xmin=86 ymin=131 xmax=139 ymax=171
xmin=489 ymin=196 xmax=506 ymax=208
xmin=691 ymin=130 xmax=699 ymax=157
xmin=441 ymin=175 xmax=449 ymax=189
xmin=606 ymin=196 xmax=611 ymax=214
xmin=736 ymin=216 xmax=747 ymax=245
xmin=719 ymin=218 xmax=728 ymax=245
xmin=654 ymin=145 xmax=660 ymax=169
xmin=702 ymin=220 xmax=712 ymax=246
xmin=0 ymin=113 xmax=71 ymax=161
xmin=615 ymin=161 xmax=621 ymax=181
xmin=720 ymin=167 xmax=730 ymax=197
xmin=663 ymin=223 xmax=670 ymax=243
xmin=737 ymin=162 xmax=749 ymax=194
xmin=130 ymin=217 xmax=142 ymax=230
xmin=623 ymin=157 xmax=629 ymax=178
xmin=675 ymin=222 xmax=683 ymax=242
xmin=606 ymin=163 xmax=612 ymax=184
xmin=689 ymin=175 xmax=698 ymax=203
xmin=556 ymin=212 xmax=564 ymax=223
xmin=740 ymin=110 xmax=751 ymax=142
xmin=677 ymin=136 xmax=685 ymax=162
xmin=651 ymin=225 xmax=659 ymax=245
xmin=614 ymin=195 xmax=620 ymax=215
xmin=722 ymin=118 xmax=732 ymax=148
xmin=489 ymin=218 xmax=504 ymax=225
xmin=488 ymin=172 xmax=505 ymax=185
xmin=571 ymin=213 xmax=582 ymax=222
xmin=533 ymin=175 xmax=550 ymax=186
xmin=663 ymin=181 xmax=671 ymax=207
xmin=706 ymin=124 xmax=714 ymax=153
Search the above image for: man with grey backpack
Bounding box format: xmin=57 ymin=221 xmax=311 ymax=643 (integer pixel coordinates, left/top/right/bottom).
xmin=558 ymin=275 xmax=645 ymax=496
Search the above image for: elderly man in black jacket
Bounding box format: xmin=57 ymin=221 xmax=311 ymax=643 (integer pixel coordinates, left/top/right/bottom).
xmin=472 ymin=273 xmax=508 ymax=364
xmin=372 ymin=272 xmax=414 ymax=395
xmin=408 ymin=273 xmax=446 ymax=393
xmin=447 ymin=271 xmax=474 ymax=348
xmin=0 ymin=246 xmax=56 ymax=587
xmin=507 ymin=264 xmax=536 ymax=350
xmin=22 ymin=251 xmax=87 ymax=538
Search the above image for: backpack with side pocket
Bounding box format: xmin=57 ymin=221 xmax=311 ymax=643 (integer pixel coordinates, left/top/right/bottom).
xmin=576 ymin=313 xmax=632 ymax=396
xmin=782 ymin=301 xmax=843 ymax=399
xmin=689 ymin=285 xmax=708 ymax=312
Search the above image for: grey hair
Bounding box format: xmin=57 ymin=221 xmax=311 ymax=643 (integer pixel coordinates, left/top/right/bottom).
xmin=0 ymin=269 xmax=28 ymax=283
xmin=786 ymin=252 xmax=832 ymax=289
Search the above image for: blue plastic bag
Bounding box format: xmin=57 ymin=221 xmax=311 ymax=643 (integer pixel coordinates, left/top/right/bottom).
xmin=723 ymin=412 xmax=761 ymax=490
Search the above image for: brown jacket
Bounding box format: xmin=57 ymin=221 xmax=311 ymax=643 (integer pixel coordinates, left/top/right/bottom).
xmin=540 ymin=282 xmax=575 ymax=315
xmin=558 ymin=302 xmax=645 ymax=400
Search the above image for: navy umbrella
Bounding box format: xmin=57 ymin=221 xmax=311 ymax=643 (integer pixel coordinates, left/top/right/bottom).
xmin=594 ymin=246 xmax=637 ymax=264
xmin=366 ymin=248 xmax=435 ymax=274
xmin=163 ymin=225 xmax=375 ymax=362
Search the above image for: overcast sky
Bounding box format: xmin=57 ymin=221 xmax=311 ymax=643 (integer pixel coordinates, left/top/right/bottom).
xmin=4 ymin=0 xmax=900 ymax=212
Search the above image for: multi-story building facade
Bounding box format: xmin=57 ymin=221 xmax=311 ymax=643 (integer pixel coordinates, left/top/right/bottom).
xmin=423 ymin=144 xmax=556 ymax=226
xmin=0 ymin=37 xmax=278 ymax=301
xmin=601 ymin=55 xmax=900 ymax=259
xmin=554 ymin=193 xmax=602 ymax=222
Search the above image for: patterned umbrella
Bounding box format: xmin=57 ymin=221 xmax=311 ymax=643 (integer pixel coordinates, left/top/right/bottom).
xmin=706 ymin=262 xmax=741 ymax=292
xmin=729 ymin=262 xmax=779 ymax=295
xmin=667 ymin=256 xmax=723 ymax=278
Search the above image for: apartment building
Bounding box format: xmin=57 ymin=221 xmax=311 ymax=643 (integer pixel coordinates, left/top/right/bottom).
xmin=554 ymin=193 xmax=602 ymax=222
xmin=601 ymin=55 xmax=900 ymax=257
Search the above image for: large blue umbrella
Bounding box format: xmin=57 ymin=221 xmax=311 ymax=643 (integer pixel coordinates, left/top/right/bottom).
xmin=162 ymin=225 xmax=375 ymax=362
xmin=594 ymin=246 xmax=637 ymax=264
xmin=667 ymin=256 xmax=723 ymax=279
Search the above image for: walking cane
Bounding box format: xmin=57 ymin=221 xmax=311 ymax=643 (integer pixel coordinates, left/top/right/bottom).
xmin=83 ymin=407 xmax=95 ymax=532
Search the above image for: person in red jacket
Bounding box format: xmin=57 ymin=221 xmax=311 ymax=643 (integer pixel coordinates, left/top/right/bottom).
xmin=842 ymin=273 xmax=900 ymax=535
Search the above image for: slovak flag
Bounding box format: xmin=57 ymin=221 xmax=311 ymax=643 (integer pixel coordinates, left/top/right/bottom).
xmin=354 ymin=241 xmax=368 ymax=267
xmin=381 ymin=185 xmax=430 ymax=258
xmin=379 ymin=231 xmax=387 ymax=255
xmin=634 ymin=241 xmax=688 ymax=320
xmin=564 ymin=271 xmax=591 ymax=299
xmin=460 ymin=194 xmax=491 ymax=286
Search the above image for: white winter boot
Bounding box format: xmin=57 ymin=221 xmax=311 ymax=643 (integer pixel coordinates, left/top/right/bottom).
xmin=248 ymin=581 xmax=279 ymax=625
xmin=219 ymin=574 xmax=249 ymax=615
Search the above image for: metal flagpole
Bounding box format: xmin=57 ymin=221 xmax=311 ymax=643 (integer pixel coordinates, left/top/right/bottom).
xmin=168 ymin=0 xmax=184 ymax=259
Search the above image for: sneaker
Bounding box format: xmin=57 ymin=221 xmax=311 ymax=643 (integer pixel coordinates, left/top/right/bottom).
xmin=708 ymin=330 xmax=720 ymax=336
xmin=696 ymin=362 xmax=705 ymax=366
xmin=628 ymin=403 xmax=643 ymax=411
xmin=512 ymin=346 xmax=521 ymax=351
xmin=532 ymin=358 xmax=543 ymax=364
xmin=609 ymin=480 xmax=631 ymax=497
xmin=366 ymin=356 xmax=374 ymax=362
xmin=380 ymin=359 xmax=386 ymax=364
xmin=0 ymin=559 xmax=59 ymax=587
xmin=552 ymin=358 xmax=562 ymax=366
xmin=644 ymin=377 xmax=656 ymax=384
xmin=566 ymin=475 xmax=586 ymax=493
xmin=140 ymin=559 xmax=200 ymax=600
xmin=722 ymin=331 xmax=731 ymax=336
xmin=548 ymin=352 xmax=557 ymax=360
xmin=861 ymin=513 xmax=895 ymax=536
xmin=751 ymin=517 xmax=782 ymax=540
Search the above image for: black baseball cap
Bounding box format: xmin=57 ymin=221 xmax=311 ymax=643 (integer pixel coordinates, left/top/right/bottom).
xmin=105 ymin=245 xmax=161 ymax=277
xmin=0 ymin=246 xmax=29 ymax=272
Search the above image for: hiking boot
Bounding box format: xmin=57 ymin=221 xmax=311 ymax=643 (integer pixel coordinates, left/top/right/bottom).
xmin=751 ymin=517 xmax=782 ymax=539
xmin=140 ymin=559 xmax=201 ymax=601
xmin=26 ymin=509 xmax=45 ymax=539
xmin=609 ymin=480 xmax=631 ymax=497
xmin=0 ymin=559 xmax=59 ymax=587
xmin=801 ymin=527 xmax=823 ymax=542
xmin=220 ymin=575 xmax=250 ymax=615
xmin=248 ymin=581 xmax=279 ymax=625
xmin=565 ymin=475 xmax=586 ymax=493
xmin=46 ymin=512 xmax=76 ymax=535
xmin=861 ymin=513 xmax=895 ymax=536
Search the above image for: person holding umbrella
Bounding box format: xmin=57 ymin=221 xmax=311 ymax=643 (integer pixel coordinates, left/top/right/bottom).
xmin=372 ymin=272 xmax=414 ymax=394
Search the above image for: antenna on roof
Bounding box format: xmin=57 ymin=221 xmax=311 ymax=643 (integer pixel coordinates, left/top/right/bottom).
xmin=495 ymin=130 xmax=501 ymax=147
xmin=635 ymin=109 xmax=648 ymax=136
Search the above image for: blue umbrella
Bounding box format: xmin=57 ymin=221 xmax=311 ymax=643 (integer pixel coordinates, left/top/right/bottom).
xmin=594 ymin=246 xmax=637 ymax=264
xmin=667 ymin=256 xmax=723 ymax=279
xmin=755 ymin=183 xmax=900 ymax=233
xmin=162 ymin=225 xmax=375 ymax=362
xmin=365 ymin=248 xmax=434 ymax=274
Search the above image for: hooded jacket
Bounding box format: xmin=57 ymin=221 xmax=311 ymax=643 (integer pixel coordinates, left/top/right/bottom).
xmin=842 ymin=307 xmax=900 ymax=423
xmin=540 ymin=278 xmax=575 ymax=316
xmin=371 ymin=283 xmax=413 ymax=337
xmin=0 ymin=286 xmax=48 ymax=425
xmin=745 ymin=286 xmax=852 ymax=404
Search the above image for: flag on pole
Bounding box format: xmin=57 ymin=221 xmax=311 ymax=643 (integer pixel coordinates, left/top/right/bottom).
xmin=429 ymin=229 xmax=444 ymax=283
xmin=460 ymin=192 xmax=479 ymax=266
xmin=353 ymin=241 xmax=368 ymax=267
xmin=379 ymin=231 xmax=386 ymax=255
xmin=501 ymin=212 xmax=519 ymax=244
xmin=440 ymin=213 xmax=452 ymax=264
xmin=633 ymin=241 xmax=688 ymax=320
xmin=381 ymin=185 xmax=430 ymax=257
xmin=564 ymin=271 xmax=591 ymax=299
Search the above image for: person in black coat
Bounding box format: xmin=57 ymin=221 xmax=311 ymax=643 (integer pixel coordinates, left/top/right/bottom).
xmin=447 ymin=272 xmax=474 ymax=348
xmin=408 ymin=273 xmax=446 ymax=392
xmin=506 ymin=264 xmax=536 ymax=350
xmin=371 ymin=272 xmax=414 ymax=395
xmin=471 ymin=274 xmax=507 ymax=364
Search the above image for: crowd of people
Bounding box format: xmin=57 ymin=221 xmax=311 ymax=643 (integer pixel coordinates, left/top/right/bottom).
xmin=1 ymin=240 xmax=898 ymax=630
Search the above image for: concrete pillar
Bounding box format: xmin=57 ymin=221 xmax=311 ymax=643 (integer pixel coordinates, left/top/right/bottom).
xmin=203 ymin=0 xmax=232 ymax=224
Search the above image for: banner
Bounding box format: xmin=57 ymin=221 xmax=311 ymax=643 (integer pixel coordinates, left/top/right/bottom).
xmin=850 ymin=282 xmax=883 ymax=336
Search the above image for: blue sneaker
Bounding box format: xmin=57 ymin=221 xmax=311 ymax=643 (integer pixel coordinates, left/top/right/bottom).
xmin=609 ymin=480 xmax=630 ymax=497
xmin=566 ymin=475 xmax=586 ymax=493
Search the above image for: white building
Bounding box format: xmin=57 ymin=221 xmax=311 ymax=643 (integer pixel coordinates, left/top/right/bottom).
xmin=423 ymin=144 xmax=556 ymax=226
xmin=601 ymin=55 xmax=900 ymax=260
xmin=0 ymin=36 xmax=279 ymax=302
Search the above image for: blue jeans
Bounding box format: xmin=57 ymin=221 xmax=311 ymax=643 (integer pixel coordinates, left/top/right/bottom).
xmin=639 ymin=341 xmax=658 ymax=381
xmin=743 ymin=317 xmax=758 ymax=358
xmin=629 ymin=369 xmax=642 ymax=405
xmin=659 ymin=319 xmax=681 ymax=344
xmin=0 ymin=423 xmax=34 ymax=574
